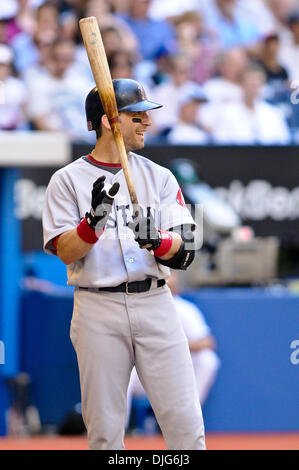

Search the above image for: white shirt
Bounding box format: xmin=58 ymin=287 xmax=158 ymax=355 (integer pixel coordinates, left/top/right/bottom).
xmin=278 ymin=39 xmax=299 ymax=83
xmin=149 ymin=0 xmax=200 ymax=20
xmin=174 ymin=295 xmax=210 ymax=342
xmin=203 ymin=77 xmax=243 ymax=104
xmin=27 ymin=70 xmax=94 ymax=143
xmin=0 ymin=76 xmax=27 ymax=129
xmin=235 ymin=0 xmax=286 ymax=36
xmin=150 ymin=80 xmax=200 ymax=132
xmin=167 ymin=122 xmax=209 ymax=145
xmin=201 ymin=100 xmax=291 ymax=144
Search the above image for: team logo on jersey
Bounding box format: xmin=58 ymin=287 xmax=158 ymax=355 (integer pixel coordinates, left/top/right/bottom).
xmin=176 ymin=188 xmax=186 ymax=207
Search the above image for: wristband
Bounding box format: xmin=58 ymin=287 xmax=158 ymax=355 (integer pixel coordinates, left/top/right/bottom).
xmin=77 ymin=217 xmax=101 ymax=244
xmin=153 ymin=230 xmax=173 ymax=258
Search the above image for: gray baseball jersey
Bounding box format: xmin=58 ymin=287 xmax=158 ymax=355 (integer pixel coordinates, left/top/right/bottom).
xmin=43 ymin=152 xmax=195 ymax=287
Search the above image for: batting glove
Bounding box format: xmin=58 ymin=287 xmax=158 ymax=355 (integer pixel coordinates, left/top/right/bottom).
xmin=128 ymin=214 xmax=162 ymax=250
xmin=86 ymin=175 xmax=120 ymax=231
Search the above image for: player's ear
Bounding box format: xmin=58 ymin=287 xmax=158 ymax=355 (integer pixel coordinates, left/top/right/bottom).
xmin=101 ymin=114 xmax=111 ymax=131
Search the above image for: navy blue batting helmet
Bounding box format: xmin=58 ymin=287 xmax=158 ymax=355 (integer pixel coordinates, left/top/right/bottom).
xmin=85 ymin=78 xmax=162 ymax=131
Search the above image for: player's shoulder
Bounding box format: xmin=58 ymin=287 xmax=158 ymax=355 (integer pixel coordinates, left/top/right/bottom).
xmin=47 ymin=156 xmax=87 ymax=185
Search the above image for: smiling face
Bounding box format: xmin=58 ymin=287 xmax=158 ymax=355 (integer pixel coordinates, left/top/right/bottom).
xmin=119 ymin=110 xmax=152 ymax=151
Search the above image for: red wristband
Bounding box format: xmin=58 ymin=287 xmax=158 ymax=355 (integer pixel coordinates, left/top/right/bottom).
xmin=153 ymin=230 xmax=173 ymax=258
xmin=77 ymin=218 xmax=100 ymax=244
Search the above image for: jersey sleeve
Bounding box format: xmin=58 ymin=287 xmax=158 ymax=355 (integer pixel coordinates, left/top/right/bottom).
xmin=42 ymin=171 xmax=80 ymax=255
xmin=159 ymin=170 xmax=195 ymax=231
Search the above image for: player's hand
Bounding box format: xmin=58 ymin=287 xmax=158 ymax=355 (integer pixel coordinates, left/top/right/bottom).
xmin=86 ymin=176 xmax=120 ymax=230
xmin=128 ymin=214 xmax=162 ymax=250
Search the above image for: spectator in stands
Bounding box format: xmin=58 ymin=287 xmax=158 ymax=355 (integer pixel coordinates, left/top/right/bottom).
xmin=267 ymin=0 xmax=298 ymax=38
xmin=172 ymin=11 xmax=219 ymax=85
xmin=255 ymin=32 xmax=290 ymax=101
xmin=108 ymin=49 xmax=135 ymax=79
xmin=200 ymin=64 xmax=291 ymax=144
xmin=101 ymin=25 xmax=125 ymax=57
xmin=11 ymin=1 xmax=59 ymax=73
xmin=199 ymin=0 xmax=261 ymax=51
xmin=203 ymin=47 xmax=249 ymax=103
xmin=278 ymin=11 xmax=299 ymax=83
xmin=31 ymin=1 xmax=59 ymax=34
xmin=21 ymin=29 xmax=57 ymax=84
xmin=118 ymin=0 xmax=177 ymax=62
xmin=233 ymin=0 xmax=278 ymax=36
xmin=26 ymin=38 xmax=94 ymax=143
xmin=109 ymin=0 xmax=130 ymax=15
xmin=133 ymin=45 xmax=174 ymax=91
xmin=59 ymin=9 xmax=81 ymax=43
xmin=167 ymin=85 xmax=210 ymax=145
xmin=0 ymin=2 xmax=18 ymax=28
xmin=126 ymin=270 xmax=220 ymax=428
xmin=149 ymin=53 xmax=199 ymax=138
xmin=148 ymin=0 xmax=200 ymax=21
xmin=86 ymin=0 xmax=139 ymax=59
xmin=0 ymin=19 xmax=8 ymax=44
xmin=4 ymin=0 xmax=36 ymax=42
xmin=234 ymin=0 xmax=297 ymax=37
xmin=257 ymin=32 xmax=289 ymax=86
xmin=56 ymin=0 xmax=87 ymax=17
xmin=0 ymin=44 xmax=28 ymax=130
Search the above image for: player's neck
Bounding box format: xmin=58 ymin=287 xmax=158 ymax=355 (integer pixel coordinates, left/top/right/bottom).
xmin=92 ymin=136 xmax=129 ymax=164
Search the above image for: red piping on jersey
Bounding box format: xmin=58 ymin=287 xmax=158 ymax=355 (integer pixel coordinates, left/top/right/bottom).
xmin=87 ymin=154 xmax=122 ymax=168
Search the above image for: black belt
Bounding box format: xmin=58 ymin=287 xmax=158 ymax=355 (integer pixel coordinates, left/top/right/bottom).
xmin=79 ymin=278 xmax=165 ymax=295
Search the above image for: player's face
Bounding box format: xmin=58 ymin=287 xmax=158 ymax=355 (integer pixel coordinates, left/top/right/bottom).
xmin=119 ymin=111 xmax=152 ymax=151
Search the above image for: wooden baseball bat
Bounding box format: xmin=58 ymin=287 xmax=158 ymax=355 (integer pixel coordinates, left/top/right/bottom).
xmin=79 ymin=16 xmax=140 ymax=217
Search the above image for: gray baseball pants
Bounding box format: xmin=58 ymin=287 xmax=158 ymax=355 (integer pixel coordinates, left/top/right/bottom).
xmin=70 ymin=282 xmax=206 ymax=450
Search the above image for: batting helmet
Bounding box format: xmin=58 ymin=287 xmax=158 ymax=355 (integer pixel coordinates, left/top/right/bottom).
xmin=85 ymin=78 xmax=162 ymax=131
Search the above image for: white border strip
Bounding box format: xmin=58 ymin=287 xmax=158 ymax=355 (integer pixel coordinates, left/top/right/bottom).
xmin=0 ymin=131 xmax=71 ymax=167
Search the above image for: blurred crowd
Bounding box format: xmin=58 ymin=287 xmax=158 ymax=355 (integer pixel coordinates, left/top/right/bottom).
xmin=0 ymin=0 xmax=299 ymax=145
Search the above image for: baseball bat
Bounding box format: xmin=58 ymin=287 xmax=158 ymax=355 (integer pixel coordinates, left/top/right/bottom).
xmin=79 ymin=16 xmax=140 ymax=218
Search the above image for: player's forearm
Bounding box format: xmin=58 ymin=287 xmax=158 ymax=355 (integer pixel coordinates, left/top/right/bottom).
xmin=57 ymin=228 xmax=95 ymax=265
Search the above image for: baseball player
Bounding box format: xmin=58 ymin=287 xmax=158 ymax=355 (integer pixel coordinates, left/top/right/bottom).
xmin=42 ymin=78 xmax=205 ymax=450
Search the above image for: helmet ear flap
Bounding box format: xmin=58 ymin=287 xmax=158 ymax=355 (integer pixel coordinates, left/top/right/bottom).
xmin=85 ymin=87 xmax=105 ymax=131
